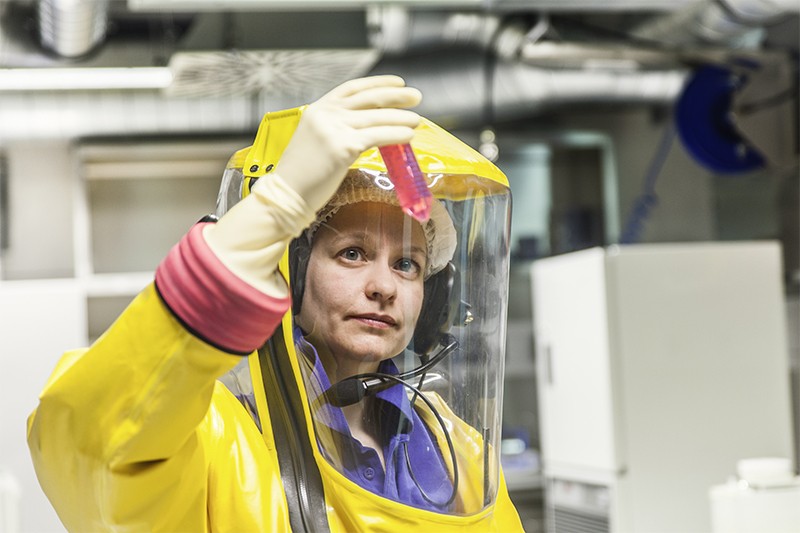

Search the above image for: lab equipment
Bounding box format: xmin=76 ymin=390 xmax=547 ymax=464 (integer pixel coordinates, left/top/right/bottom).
xmin=532 ymin=242 xmax=794 ymax=532
xmin=0 ymin=469 xmax=20 ymax=533
xmin=710 ymin=457 xmax=800 ymax=533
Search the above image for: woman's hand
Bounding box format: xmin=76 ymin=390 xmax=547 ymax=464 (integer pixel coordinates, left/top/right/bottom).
xmin=257 ymin=75 xmax=422 ymax=212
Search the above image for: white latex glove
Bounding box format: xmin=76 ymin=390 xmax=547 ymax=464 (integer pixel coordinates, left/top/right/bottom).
xmin=204 ymin=75 xmax=422 ymax=297
xmin=264 ymin=75 xmax=422 ymax=211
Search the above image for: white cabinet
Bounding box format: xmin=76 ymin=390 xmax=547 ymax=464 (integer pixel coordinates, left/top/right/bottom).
xmin=532 ymin=242 xmax=794 ymax=533
xmin=533 ymin=248 xmax=618 ymax=476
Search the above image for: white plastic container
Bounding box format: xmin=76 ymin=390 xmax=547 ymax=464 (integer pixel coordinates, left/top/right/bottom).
xmin=710 ymin=458 xmax=800 ymax=533
xmin=0 ymin=469 xmax=20 ymax=533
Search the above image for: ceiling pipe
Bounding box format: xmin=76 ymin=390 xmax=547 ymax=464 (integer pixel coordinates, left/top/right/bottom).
xmin=374 ymin=52 xmax=687 ymax=128
xmin=367 ymin=6 xmax=541 ymax=62
xmin=38 ymin=0 xmax=111 ymax=58
xmin=0 ymin=91 xmax=258 ymax=140
xmin=369 ymin=7 xmax=688 ymax=128
xmin=368 ymin=7 xmax=502 ymax=56
xmin=630 ymin=0 xmax=800 ymax=47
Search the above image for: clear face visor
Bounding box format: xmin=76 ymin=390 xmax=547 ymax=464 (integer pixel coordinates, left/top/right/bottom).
xmin=218 ymin=167 xmax=511 ymax=517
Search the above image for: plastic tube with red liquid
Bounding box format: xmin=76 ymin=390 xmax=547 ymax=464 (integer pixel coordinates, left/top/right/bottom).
xmin=378 ymin=143 xmax=433 ymax=223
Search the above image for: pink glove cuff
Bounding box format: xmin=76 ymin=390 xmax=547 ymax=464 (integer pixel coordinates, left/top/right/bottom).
xmin=155 ymin=222 xmax=291 ymax=355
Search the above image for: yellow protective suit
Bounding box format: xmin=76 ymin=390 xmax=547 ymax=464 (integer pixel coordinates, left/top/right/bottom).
xmin=27 ymin=114 xmax=524 ymax=532
xmin=27 ymin=284 xmax=523 ymax=531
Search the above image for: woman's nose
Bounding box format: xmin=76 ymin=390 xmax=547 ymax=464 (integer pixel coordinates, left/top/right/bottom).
xmin=364 ymin=263 xmax=397 ymax=302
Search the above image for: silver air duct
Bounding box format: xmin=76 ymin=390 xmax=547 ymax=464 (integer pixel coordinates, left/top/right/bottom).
xmin=631 ymin=0 xmax=800 ymax=47
xmin=368 ymin=7 xmax=502 ymax=56
xmin=38 ymin=0 xmax=110 ymax=58
xmin=370 ymin=8 xmax=688 ymax=127
xmin=380 ymin=53 xmax=687 ymax=128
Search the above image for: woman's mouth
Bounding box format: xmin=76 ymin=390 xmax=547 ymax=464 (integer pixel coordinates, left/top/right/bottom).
xmin=350 ymin=314 xmax=397 ymax=328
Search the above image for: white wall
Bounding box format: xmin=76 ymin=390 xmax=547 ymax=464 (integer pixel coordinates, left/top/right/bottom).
xmin=0 ymin=281 xmax=85 ymax=533
xmin=2 ymin=142 xmax=75 ymax=280
xmin=559 ymin=107 xmax=717 ymax=244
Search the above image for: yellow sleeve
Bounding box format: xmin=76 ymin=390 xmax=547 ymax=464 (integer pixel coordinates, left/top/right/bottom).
xmin=27 ymin=284 xmax=243 ymax=532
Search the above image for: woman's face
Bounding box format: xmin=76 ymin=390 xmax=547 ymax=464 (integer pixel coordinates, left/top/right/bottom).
xmin=296 ymin=202 xmax=427 ymax=377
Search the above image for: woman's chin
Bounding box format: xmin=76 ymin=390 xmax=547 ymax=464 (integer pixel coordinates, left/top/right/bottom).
xmin=340 ymin=342 xmax=402 ymax=366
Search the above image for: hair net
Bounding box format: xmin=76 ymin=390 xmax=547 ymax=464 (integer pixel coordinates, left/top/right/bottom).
xmin=304 ymin=171 xmax=457 ymax=279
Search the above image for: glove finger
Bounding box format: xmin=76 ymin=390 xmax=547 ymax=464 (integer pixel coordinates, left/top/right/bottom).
xmin=345 ymin=108 xmax=421 ymax=129
xmin=326 ymin=75 xmax=407 ymax=99
xmin=357 ymin=125 xmax=417 ymax=148
xmin=342 ymin=86 xmax=422 ymax=110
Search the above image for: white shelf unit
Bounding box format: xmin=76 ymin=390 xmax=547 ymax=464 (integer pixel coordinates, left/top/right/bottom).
xmin=0 ymin=138 xmax=246 ymax=532
xmin=531 ymin=242 xmax=795 ymax=533
xmin=74 ymin=139 xmax=246 ymax=338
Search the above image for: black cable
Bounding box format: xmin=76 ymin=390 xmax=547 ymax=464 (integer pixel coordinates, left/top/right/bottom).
xmin=315 ymin=337 xmax=463 ymax=506
xmin=351 ymin=371 xmax=460 ymax=508
xmin=324 ymin=337 xmax=459 ymax=408
xmin=402 ymin=370 xmax=441 ymax=506
xmin=398 ymin=335 xmax=457 ymax=382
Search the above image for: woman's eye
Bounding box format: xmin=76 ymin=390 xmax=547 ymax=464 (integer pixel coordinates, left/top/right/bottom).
xmin=396 ymin=258 xmax=421 ymax=275
xmin=340 ymin=248 xmax=363 ymax=261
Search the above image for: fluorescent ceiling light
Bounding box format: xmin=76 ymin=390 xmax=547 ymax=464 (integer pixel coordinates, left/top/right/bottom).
xmin=0 ymin=67 xmax=173 ymax=91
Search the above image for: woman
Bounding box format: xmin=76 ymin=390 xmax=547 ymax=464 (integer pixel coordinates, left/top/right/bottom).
xmin=28 ymin=76 xmax=522 ymax=531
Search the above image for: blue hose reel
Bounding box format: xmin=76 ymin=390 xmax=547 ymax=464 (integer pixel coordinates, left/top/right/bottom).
xmin=675 ymin=64 xmax=766 ymax=173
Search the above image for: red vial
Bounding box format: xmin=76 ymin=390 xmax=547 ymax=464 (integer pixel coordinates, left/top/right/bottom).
xmin=378 ymin=143 xmax=433 ymax=223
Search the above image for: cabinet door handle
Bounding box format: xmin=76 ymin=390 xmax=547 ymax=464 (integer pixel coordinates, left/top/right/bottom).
xmin=543 ymin=343 xmax=554 ymax=385
xmin=0 ymin=155 xmax=7 ymax=251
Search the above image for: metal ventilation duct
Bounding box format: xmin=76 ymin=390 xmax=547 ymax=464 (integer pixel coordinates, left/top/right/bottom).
xmin=375 ymin=52 xmax=687 ymax=128
xmin=369 ymin=8 xmax=688 ymax=127
xmin=0 ymin=91 xmax=259 ymax=140
xmin=631 ymin=0 xmax=800 ymax=46
xmin=38 ymin=0 xmax=110 ymax=58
